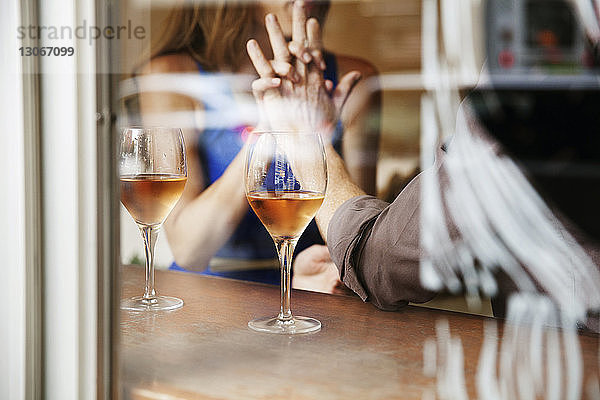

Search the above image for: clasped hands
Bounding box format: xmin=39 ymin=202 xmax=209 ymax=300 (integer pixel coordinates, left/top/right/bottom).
xmin=246 ymin=0 xmax=361 ymax=135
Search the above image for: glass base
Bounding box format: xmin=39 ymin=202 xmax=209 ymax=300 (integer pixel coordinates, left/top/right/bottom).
xmin=120 ymin=295 xmax=183 ymax=311
xmin=248 ymin=315 xmax=321 ymax=334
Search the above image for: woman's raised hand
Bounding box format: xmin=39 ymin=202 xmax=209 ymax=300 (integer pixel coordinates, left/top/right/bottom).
xmin=246 ymin=0 xmax=361 ymax=134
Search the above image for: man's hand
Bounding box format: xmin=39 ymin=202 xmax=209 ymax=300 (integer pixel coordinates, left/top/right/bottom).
xmin=292 ymin=245 xmax=354 ymax=295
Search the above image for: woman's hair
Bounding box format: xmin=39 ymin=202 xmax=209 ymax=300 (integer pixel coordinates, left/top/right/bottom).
xmin=148 ymin=0 xmax=331 ymax=72
xmin=150 ymin=1 xmax=258 ymax=71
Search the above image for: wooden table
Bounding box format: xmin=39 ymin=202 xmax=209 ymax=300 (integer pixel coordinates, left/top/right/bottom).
xmin=119 ymin=266 xmax=599 ymax=399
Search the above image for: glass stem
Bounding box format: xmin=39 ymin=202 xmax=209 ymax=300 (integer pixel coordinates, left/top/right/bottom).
xmin=275 ymin=238 xmax=297 ymax=322
xmin=139 ymin=224 xmax=159 ymax=301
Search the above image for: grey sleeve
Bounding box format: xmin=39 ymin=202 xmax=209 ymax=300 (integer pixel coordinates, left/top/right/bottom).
xmin=327 ymin=175 xmax=437 ymax=311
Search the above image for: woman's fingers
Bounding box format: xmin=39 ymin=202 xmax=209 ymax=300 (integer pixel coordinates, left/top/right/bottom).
xmin=252 ymin=77 xmax=284 ymax=129
xmin=248 ymin=37 xmax=299 ymax=84
xmin=251 ymin=77 xmax=281 ymax=99
xmin=292 ymin=1 xmax=308 ymax=48
xmin=288 ymin=41 xmax=312 ymax=64
xmin=289 ymin=0 xmax=312 ymax=63
xmin=246 ymin=39 xmax=276 ymax=79
xmin=307 ymin=18 xmax=326 ymax=70
xmin=324 ymin=79 xmax=334 ymax=93
xmin=247 ymin=39 xmax=283 ymax=124
xmin=289 ymin=18 xmax=325 ymax=70
xmin=270 ymin=60 xmax=300 ymax=83
xmin=310 ymin=49 xmax=326 ymax=71
xmin=265 ymin=14 xmax=291 ymax=63
xmin=333 ymin=71 xmax=362 ymax=113
xmin=305 ymin=18 xmax=325 ymax=97
xmin=306 ymin=18 xmax=322 ymax=49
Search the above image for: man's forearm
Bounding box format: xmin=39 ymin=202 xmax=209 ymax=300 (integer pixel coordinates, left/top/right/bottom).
xmin=315 ymin=144 xmax=366 ymax=240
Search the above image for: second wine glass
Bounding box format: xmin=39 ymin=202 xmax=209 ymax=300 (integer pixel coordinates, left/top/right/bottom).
xmin=245 ymin=130 xmax=327 ymax=334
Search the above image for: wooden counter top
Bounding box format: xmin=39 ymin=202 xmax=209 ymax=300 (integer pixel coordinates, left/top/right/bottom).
xmin=119 ymin=266 xmax=599 ymax=399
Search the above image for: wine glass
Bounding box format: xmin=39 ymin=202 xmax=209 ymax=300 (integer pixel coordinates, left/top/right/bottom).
xmin=119 ymin=127 xmax=187 ymax=311
xmin=245 ymin=130 xmax=327 ymax=334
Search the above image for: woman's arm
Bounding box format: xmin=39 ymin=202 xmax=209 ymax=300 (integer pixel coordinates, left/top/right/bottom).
xmin=337 ymin=56 xmax=381 ymax=196
xmin=138 ymin=54 xmax=250 ymax=270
